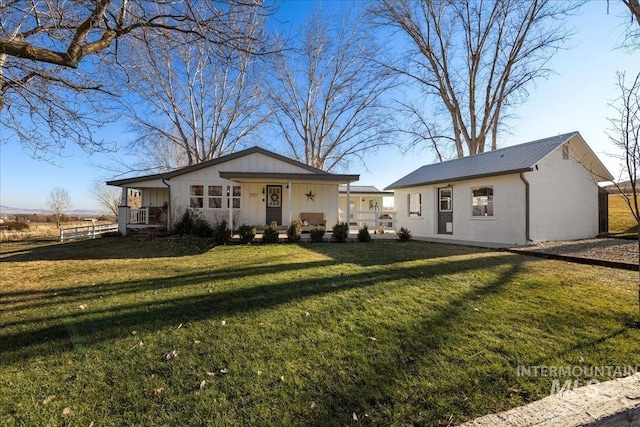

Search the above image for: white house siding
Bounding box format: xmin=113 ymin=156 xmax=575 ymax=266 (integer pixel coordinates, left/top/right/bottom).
xmin=167 ymin=152 xmax=339 ymax=227
xmin=393 ymin=174 xmax=527 ymax=245
xmin=526 ymin=145 xmax=600 ymax=241
xmin=142 ymin=188 xmax=169 ymax=207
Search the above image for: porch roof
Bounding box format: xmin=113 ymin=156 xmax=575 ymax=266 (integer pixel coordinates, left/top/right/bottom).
xmin=218 ymin=171 xmax=359 ymax=183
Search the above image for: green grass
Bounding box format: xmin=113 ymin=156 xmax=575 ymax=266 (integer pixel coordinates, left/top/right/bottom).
xmin=0 ymin=237 xmax=638 ymax=426
xmin=609 ymin=193 xmax=638 ymax=235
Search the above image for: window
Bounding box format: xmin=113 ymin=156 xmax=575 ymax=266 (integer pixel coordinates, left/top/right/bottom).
xmin=190 ymin=185 xmax=204 ymax=208
xmin=439 ymin=188 xmax=452 ymax=212
xmin=231 ymin=186 xmax=241 ymax=209
xmin=208 ymin=185 xmax=222 ymax=209
xmin=408 ymin=193 xmax=421 ymax=217
xmin=472 ymin=187 xmax=493 ymax=217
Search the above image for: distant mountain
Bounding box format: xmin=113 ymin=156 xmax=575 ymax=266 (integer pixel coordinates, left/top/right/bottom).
xmin=0 ymin=205 xmax=108 ymax=216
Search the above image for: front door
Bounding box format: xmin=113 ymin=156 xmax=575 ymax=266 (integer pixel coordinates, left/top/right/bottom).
xmin=438 ymin=187 xmax=453 ymax=234
xmin=265 ymin=185 xmax=282 ymax=225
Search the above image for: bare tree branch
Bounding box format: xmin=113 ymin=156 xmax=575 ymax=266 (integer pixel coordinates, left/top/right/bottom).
xmin=0 ymin=0 xmax=276 ymax=158
xmin=371 ymin=0 xmax=579 ymax=158
xmin=266 ymin=6 xmax=398 ymax=171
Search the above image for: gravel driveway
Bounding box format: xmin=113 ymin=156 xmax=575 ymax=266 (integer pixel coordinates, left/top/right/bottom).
xmin=512 ymin=237 xmax=638 ymax=267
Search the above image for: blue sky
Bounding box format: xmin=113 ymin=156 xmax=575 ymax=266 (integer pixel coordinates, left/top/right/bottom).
xmin=0 ymin=0 xmax=637 ymax=212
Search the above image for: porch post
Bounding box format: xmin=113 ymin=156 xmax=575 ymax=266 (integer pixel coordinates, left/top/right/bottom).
xmin=346 ymin=183 xmax=351 ymax=230
xmin=228 ymin=185 xmax=233 ymax=231
xmin=121 ymin=187 xmax=128 ymax=205
xmin=118 ymin=205 xmax=130 ymax=236
xmin=288 ymin=182 xmax=292 ymax=225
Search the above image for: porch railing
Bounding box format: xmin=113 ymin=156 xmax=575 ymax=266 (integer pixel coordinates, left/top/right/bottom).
xmin=130 ymin=207 xmax=149 ymax=224
xmin=339 ymin=210 xmax=396 ymax=230
xmin=60 ymin=223 xmax=118 ymax=242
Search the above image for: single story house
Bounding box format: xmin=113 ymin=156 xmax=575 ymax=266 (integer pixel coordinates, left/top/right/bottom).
xmin=385 ymin=132 xmax=613 ymax=246
xmin=106 ymin=146 xmax=359 ymax=236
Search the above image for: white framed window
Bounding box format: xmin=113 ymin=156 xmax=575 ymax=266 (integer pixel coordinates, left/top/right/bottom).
xmin=208 ymin=185 xmax=223 ymax=209
xmin=189 ymin=185 xmax=204 ymax=208
xmin=472 ymin=187 xmax=493 ymax=217
xmin=408 ymin=193 xmax=421 ymax=217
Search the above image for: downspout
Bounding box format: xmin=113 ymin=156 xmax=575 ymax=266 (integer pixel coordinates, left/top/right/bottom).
xmin=519 ymin=173 xmax=532 ymax=243
xmin=162 ymin=178 xmax=171 ymax=230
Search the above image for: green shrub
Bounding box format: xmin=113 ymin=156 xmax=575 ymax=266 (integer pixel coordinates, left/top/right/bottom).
xmin=309 ymin=226 xmax=325 ymax=243
xmin=358 ymin=225 xmax=371 ymax=242
xmin=192 ymin=218 xmax=213 ymax=238
xmin=332 ymin=222 xmax=349 ymax=243
xmin=286 ymin=220 xmax=302 ymax=243
xmin=238 ymin=224 xmax=257 ymax=244
xmin=174 ymin=210 xmax=194 ymax=236
xmin=213 ymin=220 xmax=231 ymax=245
xmin=262 ymin=221 xmax=280 ymax=244
xmin=398 ymin=227 xmax=412 ymax=242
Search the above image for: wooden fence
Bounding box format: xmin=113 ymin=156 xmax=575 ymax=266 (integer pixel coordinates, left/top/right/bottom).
xmin=59 ymin=223 xmax=119 ymax=242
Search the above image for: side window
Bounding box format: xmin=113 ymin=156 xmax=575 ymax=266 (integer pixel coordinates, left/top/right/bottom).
xmin=408 ymin=193 xmax=421 ymax=217
xmin=189 ymin=185 xmax=204 ymax=208
xmin=472 ymin=187 xmax=493 ymax=217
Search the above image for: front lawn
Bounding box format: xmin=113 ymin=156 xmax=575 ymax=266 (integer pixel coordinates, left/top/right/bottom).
xmin=0 ymin=238 xmax=638 ymax=426
xmin=609 ymin=193 xmax=638 ymax=236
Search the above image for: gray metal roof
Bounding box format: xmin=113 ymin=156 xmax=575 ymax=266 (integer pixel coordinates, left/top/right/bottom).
xmin=338 ymin=185 xmax=393 ymax=194
xmin=385 ymin=132 xmax=578 ymax=190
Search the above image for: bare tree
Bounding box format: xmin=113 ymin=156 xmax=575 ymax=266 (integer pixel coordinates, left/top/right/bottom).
xmin=607 ymin=71 xmax=640 ymax=321
xmin=0 ymin=1 xmax=275 ymax=159
xmin=266 ymin=6 xmax=397 ymax=171
xmin=372 ymin=0 xmax=578 ymax=158
xmin=120 ymin=5 xmax=269 ymax=172
xmin=90 ymin=180 xmax=121 ymax=218
xmin=623 ymin=0 xmax=640 ymax=25
xmin=47 ymin=187 xmax=71 ymax=228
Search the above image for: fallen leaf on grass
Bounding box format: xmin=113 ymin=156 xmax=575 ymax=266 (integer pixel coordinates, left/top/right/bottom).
xmin=164 ymin=350 xmax=178 ymax=360
xmin=153 ymin=387 xmax=164 ymax=396
xmin=131 ymin=331 xmax=137 ymax=336
xmin=219 ymin=368 xmax=229 ymax=374
xmin=352 ymin=412 xmax=358 ymax=421
xmin=206 ymin=371 xmax=215 ymax=376
xmin=177 ymin=323 xmax=183 ymax=329
xmin=221 ymin=320 xmax=226 ymax=326
xmin=310 ymin=402 xmax=317 ymax=409
xmin=129 ymin=341 xmax=143 ymax=351
xmin=280 ymin=376 xmax=285 ymax=382
xmin=79 ymin=304 xmax=87 ymax=310
xmin=199 ymin=380 xmax=206 ymax=390
xmin=42 ymin=395 xmax=56 ymax=405
xmin=194 ymin=340 xmax=201 ymax=344
xmin=368 ymin=337 xmax=377 ymax=341
xmin=62 ymin=407 xmax=72 ymax=416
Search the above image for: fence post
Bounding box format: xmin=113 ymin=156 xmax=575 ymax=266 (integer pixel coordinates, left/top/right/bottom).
xmin=91 ymin=224 xmax=95 ymax=239
xmin=60 ymin=228 xmax=64 ymax=242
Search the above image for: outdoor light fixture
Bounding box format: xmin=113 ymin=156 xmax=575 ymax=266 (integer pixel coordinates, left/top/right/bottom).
xmin=262 ymin=187 xmax=265 ymax=194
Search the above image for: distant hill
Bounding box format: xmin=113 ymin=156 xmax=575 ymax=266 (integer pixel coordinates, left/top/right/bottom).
xmin=0 ymin=205 xmax=107 ymax=216
xmin=603 ymin=181 xmax=635 ymax=194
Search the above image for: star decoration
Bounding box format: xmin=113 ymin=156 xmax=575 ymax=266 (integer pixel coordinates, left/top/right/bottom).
xmin=305 ymin=190 xmax=316 ymax=201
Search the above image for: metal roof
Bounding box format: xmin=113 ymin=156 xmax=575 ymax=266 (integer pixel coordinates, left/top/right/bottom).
xmin=385 ymin=132 xmax=580 ymax=190
xmin=338 ymin=185 xmax=393 ymax=194
xmin=219 ymin=172 xmax=359 ymax=183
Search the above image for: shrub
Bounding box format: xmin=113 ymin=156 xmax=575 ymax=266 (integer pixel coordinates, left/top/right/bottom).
xmin=332 ymin=222 xmax=349 ymax=243
xmin=213 ymin=220 xmax=231 ymax=245
xmin=286 ymin=220 xmax=302 ymax=243
xmin=398 ymin=227 xmax=412 ymax=242
xmin=238 ymin=224 xmax=257 ymax=244
xmin=358 ymin=225 xmax=371 ymax=242
xmin=4 ymin=221 xmax=30 ymax=231
xmin=192 ymin=218 xmax=214 ymax=238
xmin=174 ymin=210 xmax=194 ymax=236
xmin=309 ymin=226 xmax=325 ymax=243
xmin=262 ymin=221 xmax=280 ymax=244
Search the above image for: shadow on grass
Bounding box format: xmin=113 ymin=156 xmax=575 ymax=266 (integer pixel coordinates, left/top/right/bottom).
xmin=0 ymin=252 xmax=520 ymax=366
xmin=0 ymin=236 xmax=211 ymax=262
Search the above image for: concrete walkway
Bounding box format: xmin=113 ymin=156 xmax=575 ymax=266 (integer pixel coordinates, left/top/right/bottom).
xmin=458 ymin=373 xmax=640 ymax=427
